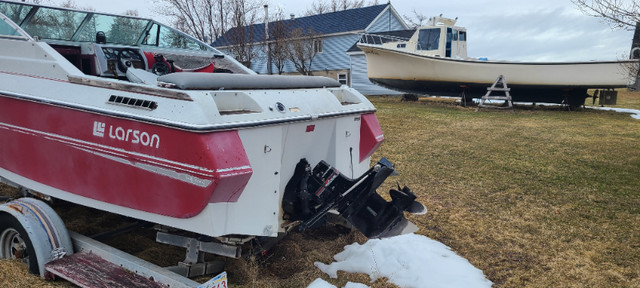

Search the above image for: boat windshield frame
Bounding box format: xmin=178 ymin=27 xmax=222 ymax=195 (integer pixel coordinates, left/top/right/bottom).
xmin=0 ymin=10 xmax=31 ymax=40
xmin=0 ymin=0 xmax=220 ymax=54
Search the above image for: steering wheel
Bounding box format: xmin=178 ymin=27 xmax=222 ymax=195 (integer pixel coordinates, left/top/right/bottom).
xmin=116 ymin=48 xmax=141 ymax=73
xmin=151 ymin=61 xmax=171 ymax=76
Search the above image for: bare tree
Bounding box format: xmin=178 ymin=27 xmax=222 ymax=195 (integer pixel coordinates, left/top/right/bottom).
xmin=286 ymin=27 xmax=321 ymax=75
xmin=267 ymin=19 xmax=290 ymax=74
xmin=572 ymin=0 xmax=640 ymax=30
xmin=404 ymin=9 xmax=428 ymax=28
xmin=226 ymin=0 xmax=262 ymax=67
xmin=304 ymin=0 xmax=373 ymax=16
xmin=153 ymin=0 xmax=232 ymax=42
xmin=572 ymin=0 xmax=640 ymax=88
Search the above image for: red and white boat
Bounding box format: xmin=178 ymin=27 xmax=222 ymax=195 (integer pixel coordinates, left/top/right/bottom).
xmin=0 ymin=0 xmax=423 ymax=272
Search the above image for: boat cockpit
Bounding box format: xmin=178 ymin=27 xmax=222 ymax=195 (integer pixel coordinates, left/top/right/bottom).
xmin=0 ymin=1 xmax=250 ymax=81
xmin=359 ymin=16 xmax=468 ymax=59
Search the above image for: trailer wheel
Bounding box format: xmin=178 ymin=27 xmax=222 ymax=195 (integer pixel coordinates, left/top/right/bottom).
xmin=0 ymin=213 xmax=39 ymax=274
xmin=0 ymin=198 xmax=73 ymax=278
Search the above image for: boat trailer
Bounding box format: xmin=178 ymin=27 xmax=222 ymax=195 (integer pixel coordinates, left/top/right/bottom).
xmin=0 ymin=158 xmax=424 ymax=287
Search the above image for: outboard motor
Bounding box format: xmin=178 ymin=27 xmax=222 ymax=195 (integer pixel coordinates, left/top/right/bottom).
xmin=283 ymin=158 xmax=426 ymax=238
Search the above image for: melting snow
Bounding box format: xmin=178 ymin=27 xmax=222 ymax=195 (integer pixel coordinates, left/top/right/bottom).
xmin=308 ymin=233 xmax=492 ymax=288
xmin=589 ymin=106 xmax=640 ymax=119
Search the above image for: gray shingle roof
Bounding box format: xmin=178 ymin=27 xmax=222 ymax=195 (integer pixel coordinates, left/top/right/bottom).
xmin=212 ymin=4 xmax=389 ymax=47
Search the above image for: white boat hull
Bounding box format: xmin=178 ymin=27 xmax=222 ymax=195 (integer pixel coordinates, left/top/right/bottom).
xmin=359 ymin=44 xmax=633 ymax=105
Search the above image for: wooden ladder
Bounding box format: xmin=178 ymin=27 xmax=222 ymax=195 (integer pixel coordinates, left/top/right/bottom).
xmin=477 ymin=75 xmax=514 ymax=112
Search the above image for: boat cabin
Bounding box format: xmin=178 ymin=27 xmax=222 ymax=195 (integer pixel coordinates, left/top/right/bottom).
xmin=364 ymin=16 xmax=468 ymax=59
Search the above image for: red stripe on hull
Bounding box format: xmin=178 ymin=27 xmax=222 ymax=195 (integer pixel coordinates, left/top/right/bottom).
xmin=0 ymin=95 xmax=252 ymax=218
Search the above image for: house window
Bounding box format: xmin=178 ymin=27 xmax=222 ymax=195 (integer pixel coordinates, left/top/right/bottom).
xmin=338 ymin=73 xmax=347 ymax=85
xmin=314 ymin=39 xmax=323 ymax=53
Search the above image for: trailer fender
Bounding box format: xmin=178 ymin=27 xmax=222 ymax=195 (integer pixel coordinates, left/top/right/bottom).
xmin=0 ymin=197 xmax=73 ymax=278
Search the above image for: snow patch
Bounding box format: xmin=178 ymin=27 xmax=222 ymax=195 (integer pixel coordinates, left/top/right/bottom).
xmin=307 ymin=278 xmax=336 ymax=288
xmin=307 ymin=279 xmax=369 ymax=288
xmin=589 ymin=106 xmax=640 ymax=119
xmin=311 ymin=233 xmax=492 ymax=288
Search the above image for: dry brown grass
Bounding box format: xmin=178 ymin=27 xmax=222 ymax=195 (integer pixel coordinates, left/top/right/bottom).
xmin=1 ymin=91 xmax=640 ymax=287
xmin=371 ymin=93 xmax=640 ymax=287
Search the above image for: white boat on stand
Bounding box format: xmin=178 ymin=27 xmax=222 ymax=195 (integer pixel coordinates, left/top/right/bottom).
xmin=358 ymin=16 xmax=634 ymax=107
xmin=0 ymin=1 xmax=424 ymax=286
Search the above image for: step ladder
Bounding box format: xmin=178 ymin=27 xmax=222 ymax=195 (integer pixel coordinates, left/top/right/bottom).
xmin=477 ymin=75 xmax=514 ymax=112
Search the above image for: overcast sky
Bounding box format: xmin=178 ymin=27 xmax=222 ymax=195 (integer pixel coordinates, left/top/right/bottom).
xmin=45 ymin=0 xmax=633 ymax=62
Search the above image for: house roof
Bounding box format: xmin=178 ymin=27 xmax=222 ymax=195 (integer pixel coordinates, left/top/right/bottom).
xmin=212 ymin=4 xmax=390 ymax=47
xmin=347 ymin=29 xmax=416 ymax=53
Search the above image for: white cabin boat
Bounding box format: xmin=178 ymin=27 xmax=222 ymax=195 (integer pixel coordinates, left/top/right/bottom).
xmin=358 ymin=16 xmax=634 ymax=106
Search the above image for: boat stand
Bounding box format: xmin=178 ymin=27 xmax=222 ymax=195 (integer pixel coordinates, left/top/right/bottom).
xmin=477 ymin=75 xmax=514 ymax=112
xmin=459 ymin=85 xmax=469 ymax=107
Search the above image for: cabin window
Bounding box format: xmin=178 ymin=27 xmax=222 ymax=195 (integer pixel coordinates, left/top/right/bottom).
xmin=417 ymin=28 xmax=440 ymax=50
xmin=314 ymin=39 xmax=323 ymax=53
xmin=459 ymin=31 xmax=466 ymax=41
xmin=397 ymin=43 xmax=406 ymax=48
xmin=453 ymin=30 xmax=459 ymax=41
xmin=445 ymin=27 xmax=452 ymax=58
xmin=338 ymin=73 xmax=348 ymax=85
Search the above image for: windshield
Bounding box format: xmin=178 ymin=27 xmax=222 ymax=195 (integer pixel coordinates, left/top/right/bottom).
xmin=0 ymin=1 xmax=212 ymax=50
xmin=75 ymin=14 xmax=149 ymax=45
xmin=0 ymin=15 xmax=19 ymax=36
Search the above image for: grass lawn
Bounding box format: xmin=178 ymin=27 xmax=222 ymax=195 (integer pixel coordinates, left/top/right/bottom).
xmin=371 ymin=94 xmax=640 ymax=287
xmin=1 ymin=91 xmax=639 ymax=287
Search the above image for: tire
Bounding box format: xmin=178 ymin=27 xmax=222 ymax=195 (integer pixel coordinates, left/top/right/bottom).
xmin=0 ymin=213 xmax=39 ymax=275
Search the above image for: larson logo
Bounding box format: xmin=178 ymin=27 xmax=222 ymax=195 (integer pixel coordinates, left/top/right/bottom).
xmin=93 ymin=121 xmax=160 ymax=149
xmin=93 ymin=122 xmax=106 ymax=137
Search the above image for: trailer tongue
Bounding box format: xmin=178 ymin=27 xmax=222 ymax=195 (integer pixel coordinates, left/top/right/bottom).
xmin=284 ymin=158 xmax=426 ymax=238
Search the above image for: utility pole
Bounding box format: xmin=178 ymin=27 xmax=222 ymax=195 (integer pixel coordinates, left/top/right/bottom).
xmin=264 ymin=4 xmax=272 ymax=74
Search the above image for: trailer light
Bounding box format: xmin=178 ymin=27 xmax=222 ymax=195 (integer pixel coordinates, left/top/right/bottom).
xmin=359 ymin=113 xmax=384 ymax=162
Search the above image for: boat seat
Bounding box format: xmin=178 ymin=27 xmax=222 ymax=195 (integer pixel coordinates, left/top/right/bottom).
xmin=126 ymin=68 xmax=158 ymax=86
xmin=157 ymin=72 xmax=341 ymax=90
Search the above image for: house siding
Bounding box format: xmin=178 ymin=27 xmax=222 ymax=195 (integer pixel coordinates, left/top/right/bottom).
xmin=311 ymin=33 xmax=361 ymax=72
xmin=244 ymin=33 xmax=362 ymax=75
xmin=212 ymin=4 xmax=409 ymax=95
xmin=367 ymin=9 xmax=406 ymax=33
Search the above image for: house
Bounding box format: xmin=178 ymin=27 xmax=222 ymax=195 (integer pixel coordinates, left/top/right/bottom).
xmin=212 ymin=3 xmax=408 ymax=95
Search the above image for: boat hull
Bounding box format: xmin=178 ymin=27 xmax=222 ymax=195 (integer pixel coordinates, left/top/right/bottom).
xmin=0 ymin=94 xmax=253 ymax=218
xmin=360 ymin=44 xmax=632 ymax=104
